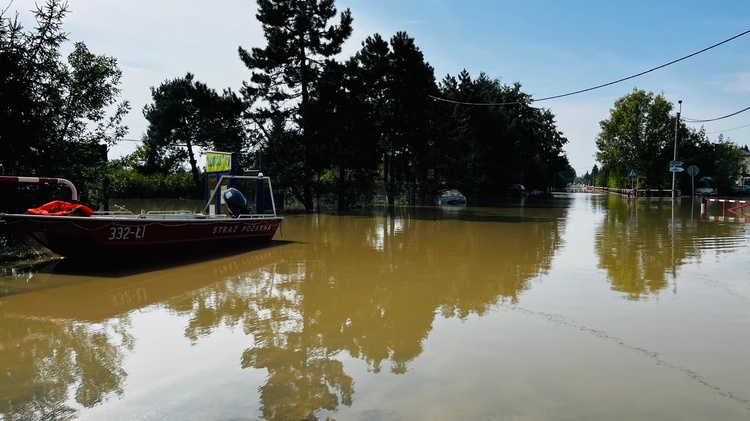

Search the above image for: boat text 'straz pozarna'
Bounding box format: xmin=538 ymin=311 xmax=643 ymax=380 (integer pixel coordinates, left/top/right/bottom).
xmin=0 ymin=175 xmax=283 ymax=261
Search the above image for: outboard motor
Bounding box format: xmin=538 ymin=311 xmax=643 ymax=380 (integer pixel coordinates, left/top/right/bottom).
xmin=222 ymin=188 xmax=252 ymax=216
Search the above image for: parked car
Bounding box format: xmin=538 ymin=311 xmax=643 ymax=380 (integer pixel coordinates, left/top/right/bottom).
xmin=508 ymin=184 xmax=527 ymax=197
xmin=695 ymin=177 xmax=717 ymax=196
xmin=695 ymin=186 xmax=717 ymax=196
xmin=731 ymin=184 xmax=750 ymax=196
xmin=435 ymin=188 xmax=467 ymax=206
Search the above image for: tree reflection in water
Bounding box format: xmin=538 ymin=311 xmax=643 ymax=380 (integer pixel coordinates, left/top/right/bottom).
xmin=162 ymin=203 xmax=571 ymax=419
xmin=0 ymin=315 xmax=133 ymax=420
xmin=594 ymin=195 xmax=746 ymax=299
xmin=1 ymin=201 xmax=572 ymax=420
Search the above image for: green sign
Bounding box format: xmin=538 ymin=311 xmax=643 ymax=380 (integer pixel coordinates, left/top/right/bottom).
xmin=206 ymin=151 xmax=232 ymax=173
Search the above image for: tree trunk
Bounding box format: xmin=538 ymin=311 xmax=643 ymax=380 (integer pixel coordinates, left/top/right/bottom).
xmin=186 ymin=139 xmax=200 ymax=189
xmin=337 ymin=166 xmax=346 ymax=211
xmin=385 ymin=150 xmax=395 ymax=207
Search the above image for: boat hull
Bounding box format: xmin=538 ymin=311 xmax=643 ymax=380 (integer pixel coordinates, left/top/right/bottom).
xmin=0 ymin=214 xmax=283 ymax=261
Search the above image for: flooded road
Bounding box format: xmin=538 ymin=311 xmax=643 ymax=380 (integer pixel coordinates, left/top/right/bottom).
xmin=1 ymin=193 xmax=749 ymax=420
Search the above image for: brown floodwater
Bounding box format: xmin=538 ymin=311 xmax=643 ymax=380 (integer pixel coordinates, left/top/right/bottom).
xmin=1 ymin=193 xmax=749 ymax=420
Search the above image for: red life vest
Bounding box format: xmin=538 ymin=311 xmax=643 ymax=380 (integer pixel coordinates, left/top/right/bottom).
xmin=26 ymin=200 xmax=95 ymax=216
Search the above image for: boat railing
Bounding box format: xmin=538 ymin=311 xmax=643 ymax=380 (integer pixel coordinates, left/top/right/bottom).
xmin=203 ymin=174 xmax=279 ymax=217
xmin=145 ymin=210 xmax=196 ymax=215
xmin=0 ymin=176 xmax=78 ymax=201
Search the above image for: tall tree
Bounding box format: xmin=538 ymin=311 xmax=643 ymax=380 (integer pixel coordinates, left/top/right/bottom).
xmin=307 ymin=58 xmax=380 ymax=210
xmin=434 ymin=71 xmax=569 ymax=200
xmin=0 ymin=0 xmax=129 ymax=207
xmin=594 ymin=88 xmax=744 ymax=192
xmin=596 ymin=89 xmax=676 ymax=188
xmin=239 ymin=0 xmax=353 ymax=211
xmin=141 ymin=73 xmax=246 ymax=188
xmin=354 ymin=32 xmax=438 ymax=206
xmin=387 ymin=32 xmax=438 ymax=205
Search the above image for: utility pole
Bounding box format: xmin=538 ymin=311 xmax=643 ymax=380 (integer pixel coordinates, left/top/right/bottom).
xmin=672 ymin=100 xmax=682 ymax=199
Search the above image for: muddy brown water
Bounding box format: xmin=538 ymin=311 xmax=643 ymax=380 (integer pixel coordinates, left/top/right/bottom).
xmin=1 ymin=193 xmax=748 ymax=420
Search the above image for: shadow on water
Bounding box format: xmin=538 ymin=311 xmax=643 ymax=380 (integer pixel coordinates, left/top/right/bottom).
xmin=0 ymin=241 xmax=296 ymax=299
xmin=46 ymin=240 xmax=298 ymax=277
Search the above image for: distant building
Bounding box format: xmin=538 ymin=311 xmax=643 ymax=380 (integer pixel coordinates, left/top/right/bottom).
xmin=742 ymin=148 xmax=750 ymax=185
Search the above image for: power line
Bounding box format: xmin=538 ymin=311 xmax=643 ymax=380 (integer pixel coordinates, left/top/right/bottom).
xmin=535 ymin=28 xmax=750 ymax=101
xmin=428 ymin=95 xmax=523 ymax=107
xmin=705 ymin=122 xmax=750 ymax=134
xmin=428 ymin=28 xmax=750 ymax=106
xmin=683 ymin=105 xmax=750 ymax=123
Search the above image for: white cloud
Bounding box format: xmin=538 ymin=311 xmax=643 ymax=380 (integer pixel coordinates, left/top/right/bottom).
xmin=48 ymin=0 xmax=264 ymax=157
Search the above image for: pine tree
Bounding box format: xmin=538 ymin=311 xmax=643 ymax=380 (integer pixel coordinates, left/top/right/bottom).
xmin=239 ymin=0 xmax=353 ymax=211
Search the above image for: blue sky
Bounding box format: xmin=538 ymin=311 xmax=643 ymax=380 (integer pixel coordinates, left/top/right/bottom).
xmin=12 ymin=0 xmax=750 ymax=175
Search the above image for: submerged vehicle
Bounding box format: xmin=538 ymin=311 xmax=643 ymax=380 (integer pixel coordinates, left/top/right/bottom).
xmin=695 ymin=177 xmax=717 ymax=196
xmin=435 ymin=189 xmax=467 ymax=206
xmin=508 ymin=184 xmax=527 ymax=197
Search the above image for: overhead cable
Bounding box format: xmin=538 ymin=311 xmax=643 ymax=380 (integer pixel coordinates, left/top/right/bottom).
xmin=683 ymin=105 xmax=750 ymax=123
xmin=428 ymin=95 xmax=522 ymax=106
xmin=429 ymin=28 xmax=750 ymax=106
xmin=706 ymin=122 xmax=750 ymax=134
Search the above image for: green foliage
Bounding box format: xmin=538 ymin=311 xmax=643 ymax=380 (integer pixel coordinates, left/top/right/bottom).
xmin=595 ymin=89 xmax=676 ymax=188
xmin=307 ymin=59 xmax=381 ymax=210
xmin=140 ymin=73 xmax=247 ymax=189
xmin=106 ymin=167 xmax=200 ymax=198
xmin=239 ymin=0 xmax=354 ymax=210
xmin=2 ymin=0 xmax=575 ymax=212
xmin=0 ymin=234 xmax=44 ymax=265
xmin=433 ymin=72 xmax=570 ymax=200
xmin=0 ymin=0 xmax=129 ymax=207
xmin=689 ymin=134 xmax=745 ymax=194
xmin=595 ymin=89 xmax=745 ymax=193
xmin=555 ymin=165 xmax=577 ymax=188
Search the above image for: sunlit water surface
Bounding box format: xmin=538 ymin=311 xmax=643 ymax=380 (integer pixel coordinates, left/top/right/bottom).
xmin=1 ymin=193 xmax=749 ymax=420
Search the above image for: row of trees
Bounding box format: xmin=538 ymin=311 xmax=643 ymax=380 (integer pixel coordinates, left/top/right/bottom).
xmin=128 ymin=0 xmax=573 ymax=210
xmin=14 ymin=1 xmax=745 ymax=214
xmin=1 ymin=0 xmax=573 ymax=211
xmin=583 ymin=89 xmax=745 ymax=194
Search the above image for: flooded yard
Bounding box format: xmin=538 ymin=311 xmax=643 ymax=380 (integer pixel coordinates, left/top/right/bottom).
xmin=1 ymin=193 xmax=748 ymax=420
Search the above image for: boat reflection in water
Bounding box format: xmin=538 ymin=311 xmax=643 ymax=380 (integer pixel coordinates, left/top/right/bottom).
xmin=0 ymin=246 xmax=284 ymax=420
xmin=1 ymin=195 xmax=749 ymax=420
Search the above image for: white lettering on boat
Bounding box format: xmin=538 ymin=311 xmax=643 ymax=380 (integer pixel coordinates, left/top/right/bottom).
xmin=212 ymin=224 xmax=273 ymax=235
xmin=108 ymin=226 xmax=146 ymax=241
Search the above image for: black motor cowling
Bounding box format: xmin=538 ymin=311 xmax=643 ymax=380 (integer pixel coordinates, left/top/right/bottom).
xmin=222 ymin=188 xmax=251 ymax=216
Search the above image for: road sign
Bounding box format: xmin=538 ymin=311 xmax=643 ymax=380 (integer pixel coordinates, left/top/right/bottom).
xmin=669 ymin=166 xmax=684 ymax=172
xmin=628 ymin=169 xmax=637 ymax=177
xmin=669 ymin=160 xmax=683 ymax=167
xmin=687 ymin=165 xmax=699 ymax=177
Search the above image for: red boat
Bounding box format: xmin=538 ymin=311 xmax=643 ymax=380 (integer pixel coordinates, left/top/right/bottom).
xmin=0 ymin=175 xmax=283 ymax=261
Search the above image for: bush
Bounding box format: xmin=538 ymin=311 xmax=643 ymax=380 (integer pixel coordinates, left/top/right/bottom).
xmin=107 ymin=169 xmax=201 ymax=198
xmin=0 ymin=233 xmax=44 ymax=265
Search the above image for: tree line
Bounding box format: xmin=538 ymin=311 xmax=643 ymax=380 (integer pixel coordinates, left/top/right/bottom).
xmin=582 ymin=88 xmax=745 ymax=194
xmin=1 ymin=0 xmax=573 ymax=212
xmin=135 ymin=0 xmax=574 ymax=210
xmin=6 ymin=1 xmax=742 ymax=215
